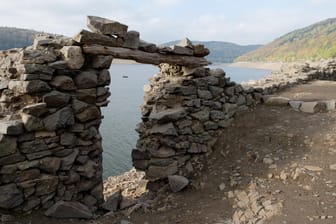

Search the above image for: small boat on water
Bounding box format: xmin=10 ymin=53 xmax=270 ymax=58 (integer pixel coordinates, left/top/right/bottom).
xmin=122 ymin=75 xmax=128 ymax=78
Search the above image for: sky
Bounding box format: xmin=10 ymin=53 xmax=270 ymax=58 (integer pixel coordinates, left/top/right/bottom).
xmin=0 ymin=0 xmax=335 ymax=45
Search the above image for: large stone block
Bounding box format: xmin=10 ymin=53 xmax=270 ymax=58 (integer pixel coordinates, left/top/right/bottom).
xmin=123 ymin=31 xmax=140 ymax=49
xmin=60 ymin=46 xmax=85 ymax=69
xmin=149 ymin=107 xmax=187 ymax=123
xmin=147 ymin=161 xmax=178 ymax=179
xmin=45 ymin=201 xmax=93 ymax=219
xmin=50 ymin=75 xmax=76 ymax=91
xmin=43 ymin=107 xmax=75 ymax=131
xmin=43 ymin=90 xmax=71 ymax=108
xmin=0 ymin=120 xmax=23 ymax=135
xmin=21 ymin=103 xmax=48 ymax=117
xmin=74 ymin=71 xmax=98 ymax=89
xmin=87 ymin=15 xmax=128 ymax=38
xmin=20 ymin=113 xmax=44 ymax=132
xmin=0 ymin=183 xmax=24 ymax=209
xmin=0 ymin=134 xmax=17 ymax=157
xmin=8 ymin=80 xmax=51 ymax=94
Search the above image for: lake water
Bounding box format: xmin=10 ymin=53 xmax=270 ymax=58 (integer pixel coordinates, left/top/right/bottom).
xmin=101 ymin=63 xmax=271 ymax=178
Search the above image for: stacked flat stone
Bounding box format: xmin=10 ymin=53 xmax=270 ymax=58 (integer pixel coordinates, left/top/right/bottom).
xmin=0 ymin=33 xmax=112 ymax=215
xmin=132 ymin=64 xmax=258 ymax=181
xmin=242 ymin=59 xmax=336 ymax=94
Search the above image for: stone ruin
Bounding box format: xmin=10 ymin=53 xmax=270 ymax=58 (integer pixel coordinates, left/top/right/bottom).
xmin=1 ymin=15 xmax=336 ymax=218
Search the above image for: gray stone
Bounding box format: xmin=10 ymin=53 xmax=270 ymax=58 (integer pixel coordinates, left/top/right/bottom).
xmin=87 ymin=15 xmax=128 ymax=37
xmin=72 ymin=98 xmax=89 ymax=114
xmin=264 ymin=96 xmax=290 ymax=106
xmin=20 ymin=113 xmax=44 ymax=132
xmin=20 ymin=139 xmax=48 ymax=153
xmin=21 ymin=73 xmax=40 ymax=80
xmin=22 ymin=197 xmax=40 ymax=212
xmin=35 ymin=174 xmax=59 ymax=196
xmin=177 ymin=38 xmax=193 ymax=49
xmin=139 ymin=40 xmax=158 ymax=53
xmin=209 ymin=86 xmax=224 ymax=96
xmin=50 ymin=75 xmax=76 ymax=91
xmin=17 ymin=64 xmax=55 ymax=75
xmin=171 ymin=45 xmax=193 ymax=56
xmin=225 ymin=86 xmax=235 ymax=96
xmin=204 ymin=121 xmax=218 ymax=130
xmin=168 ymin=175 xmax=189 ymax=192
xmin=75 ymin=71 xmax=98 ymax=89
xmin=21 ymin=48 xmax=57 ymax=64
xmin=148 ymin=123 xmax=178 ymax=136
xmin=210 ymin=110 xmax=225 ymax=121
xmin=77 ymin=160 xmax=97 ymax=178
xmin=21 ymin=103 xmax=48 ymax=117
xmin=102 ymin=191 xmax=121 ymax=212
xmin=97 ymin=87 xmax=109 ymax=96
xmin=8 ymin=80 xmax=51 ymax=94
xmin=300 ymin=102 xmax=318 ymax=113
xmin=75 ymin=88 xmax=97 ymax=104
xmin=149 ymin=146 xmax=175 ymax=158
xmin=149 ymin=107 xmax=186 ymax=123
xmin=15 ymin=169 xmax=40 ymax=182
xmin=197 ymin=90 xmax=213 ymax=100
xmin=289 ymin=100 xmax=302 ymax=110
xmin=323 ymin=100 xmax=335 ymax=111
xmin=193 ymin=44 xmax=210 ymax=57
xmin=49 ymin=60 xmax=68 ymax=69
xmin=60 ymin=149 xmax=79 ymax=170
xmin=147 ymin=161 xmax=178 ymax=179
xmin=45 ymin=201 xmax=93 ymax=219
xmin=43 ymin=107 xmax=75 ymax=131
xmin=73 ymin=29 xmax=124 ymax=47
xmin=188 ymin=143 xmax=207 ymax=153
xmin=191 ymin=109 xmax=210 ymax=121
xmin=90 ymin=55 xmax=113 ymax=69
xmin=0 ymin=183 xmax=24 ymax=209
xmin=40 ymin=157 xmax=61 ymax=174
xmin=43 ymin=90 xmax=71 ymax=108
xmin=0 ymin=153 xmax=25 ymax=166
xmin=0 ymin=134 xmax=17 ymax=157
xmin=123 ymin=31 xmax=140 ymax=49
xmin=210 ymin=68 xmax=225 ymax=77
xmin=75 ymin=106 xmax=100 ymax=122
xmin=60 ymin=46 xmax=85 ymax=69
xmin=0 ymin=120 xmax=23 ymax=135
xmin=60 ymin=132 xmax=77 ymax=146
xmin=26 ymin=150 xmax=52 ymax=160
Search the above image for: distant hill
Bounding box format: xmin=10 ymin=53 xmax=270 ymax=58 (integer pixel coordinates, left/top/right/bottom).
xmin=164 ymin=40 xmax=262 ymax=63
xmin=0 ymin=27 xmax=39 ymax=50
xmin=236 ymin=18 xmax=336 ymax=62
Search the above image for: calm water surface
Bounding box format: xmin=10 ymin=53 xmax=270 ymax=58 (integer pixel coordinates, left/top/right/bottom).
xmin=101 ymin=64 xmax=270 ymax=178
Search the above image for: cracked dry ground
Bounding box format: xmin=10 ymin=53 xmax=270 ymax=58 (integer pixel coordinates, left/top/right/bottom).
xmin=126 ymin=104 xmax=336 ymax=224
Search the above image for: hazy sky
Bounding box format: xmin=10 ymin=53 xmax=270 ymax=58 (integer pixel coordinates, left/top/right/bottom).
xmin=0 ymin=0 xmax=335 ymax=45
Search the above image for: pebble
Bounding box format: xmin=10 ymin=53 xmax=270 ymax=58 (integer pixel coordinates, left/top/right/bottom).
xmin=263 ymin=158 xmax=274 ymax=165
xmin=329 ymin=164 xmax=336 ymax=170
xmin=304 ymin=165 xmax=323 ymax=172
xmin=218 ymin=183 xmax=226 ymax=191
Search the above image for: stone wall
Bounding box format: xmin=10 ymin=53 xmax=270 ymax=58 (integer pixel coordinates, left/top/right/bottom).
xmin=132 ymin=64 xmax=260 ymax=182
xmin=0 ymin=34 xmax=112 ymax=213
xmin=1 ymin=14 xmax=335 ymax=217
xmin=0 ymin=15 xmax=213 ymax=216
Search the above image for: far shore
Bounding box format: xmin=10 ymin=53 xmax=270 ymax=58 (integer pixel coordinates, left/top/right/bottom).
xmin=226 ymin=61 xmax=283 ymax=71
xmin=112 ymin=59 xmax=284 ymax=72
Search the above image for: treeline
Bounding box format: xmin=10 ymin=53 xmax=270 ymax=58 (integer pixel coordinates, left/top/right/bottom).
xmin=236 ymin=18 xmax=336 ymax=62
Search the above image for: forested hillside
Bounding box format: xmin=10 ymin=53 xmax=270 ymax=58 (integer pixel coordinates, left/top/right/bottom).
xmin=236 ymin=18 xmax=336 ymax=62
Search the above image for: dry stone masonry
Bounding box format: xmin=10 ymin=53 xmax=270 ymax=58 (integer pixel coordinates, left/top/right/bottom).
xmin=0 ymin=15 xmax=222 ymax=217
xmin=1 ymin=14 xmax=335 ymax=218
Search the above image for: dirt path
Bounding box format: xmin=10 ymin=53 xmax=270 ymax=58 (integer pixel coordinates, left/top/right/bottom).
xmin=122 ymin=104 xmax=336 ymax=224
xmin=5 ymin=82 xmax=336 ymax=224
